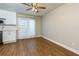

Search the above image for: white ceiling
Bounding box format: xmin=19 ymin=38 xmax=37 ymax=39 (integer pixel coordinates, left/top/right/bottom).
xmin=0 ymin=3 xmax=63 ymax=16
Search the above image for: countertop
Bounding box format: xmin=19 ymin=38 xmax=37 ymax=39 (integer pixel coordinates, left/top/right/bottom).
xmin=0 ymin=24 xmax=16 ymax=26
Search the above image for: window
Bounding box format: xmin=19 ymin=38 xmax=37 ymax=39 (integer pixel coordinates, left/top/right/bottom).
xmin=17 ymin=18 xmax=35 ymax=39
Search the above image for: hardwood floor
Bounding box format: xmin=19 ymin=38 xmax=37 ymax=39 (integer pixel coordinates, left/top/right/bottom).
xmin=0 ymin=37 xmax=78 ymax=56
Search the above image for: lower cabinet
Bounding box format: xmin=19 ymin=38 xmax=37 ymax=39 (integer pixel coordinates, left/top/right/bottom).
xmin=3 ymin=30 xmax=16 ymax=44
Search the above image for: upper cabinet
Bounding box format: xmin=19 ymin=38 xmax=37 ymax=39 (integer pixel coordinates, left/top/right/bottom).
xmin=0 ymin=9 xmax=16 ymax=25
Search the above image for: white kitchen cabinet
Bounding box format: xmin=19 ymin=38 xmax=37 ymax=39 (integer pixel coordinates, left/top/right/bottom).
xmin=0 ymin=9 xmax=17 ymax=44
xmin=3 ymin=30 xmax=16 ymax=44
xmin=0 ymin=9 xmax=16 ymax=24
xmin=3 ymin=25 xmax=17 ymax=44
xmin=0 ymin=25 xmax=3 ymax=31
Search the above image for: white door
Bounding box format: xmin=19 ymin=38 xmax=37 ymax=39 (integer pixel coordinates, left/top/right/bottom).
xmin=17 ymin=18 xmax=35 ymax=39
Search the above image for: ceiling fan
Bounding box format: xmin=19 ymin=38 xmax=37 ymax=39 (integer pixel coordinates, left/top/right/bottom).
xmin=22 ymin=3 xmax=46 ymax=13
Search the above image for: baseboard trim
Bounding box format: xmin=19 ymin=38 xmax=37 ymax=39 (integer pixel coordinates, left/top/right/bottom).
xmin=3 ymin=40 xmax=16 ymax=44
xmin=42 ymin=36 xmax=79 ymax=55
xmin=17 ymin=35 xmax=42 ymax=39
xmin=36 ymin=35 xmax=42 ymax=37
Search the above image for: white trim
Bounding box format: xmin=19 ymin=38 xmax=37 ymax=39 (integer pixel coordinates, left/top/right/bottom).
xmin=17 ymin=35 xmax=41 ymax=40
xmin=42 ymin=36 xmax=79 ymax=55
xmin=3 ymin=40 xmax=16 ymax=44
xmin=36 ymin=35 xmax=42 ymax=37
xmin=18 ymin=35 xmax=41 ymax=39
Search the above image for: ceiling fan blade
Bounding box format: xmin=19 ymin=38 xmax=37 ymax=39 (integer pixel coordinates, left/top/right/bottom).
xmin=26 ymin=8 xmax=32 ymax=10
xmin=38 ymin=6 xmax=46 ymax=9
xmin=22 ymin=3 xmax=31 ymax=6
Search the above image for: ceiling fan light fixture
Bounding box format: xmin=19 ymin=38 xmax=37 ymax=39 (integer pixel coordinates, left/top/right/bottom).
xmin=32 ymin=7 xmax=38 ymax=12
xmin=35 ymin=9 xmax=38 ymax=12
xmin=22 ymin=3 xmax=46 ymax=13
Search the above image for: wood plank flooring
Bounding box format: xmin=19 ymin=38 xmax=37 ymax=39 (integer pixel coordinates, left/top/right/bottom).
xmin=0 ymin=37 xmax=78 ymax=56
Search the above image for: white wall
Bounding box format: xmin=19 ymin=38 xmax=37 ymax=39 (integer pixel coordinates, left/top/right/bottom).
xmin=0 ymin=9 xmax=16 ymax=24
xmin=42 ymin=4 xmax=79 ymax=51
xmin=35 ymin=16 xmax=42 ymax=37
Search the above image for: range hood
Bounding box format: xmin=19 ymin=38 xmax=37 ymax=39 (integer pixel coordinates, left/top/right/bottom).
xmin=0 ymin=18 xmax=6 ymax=20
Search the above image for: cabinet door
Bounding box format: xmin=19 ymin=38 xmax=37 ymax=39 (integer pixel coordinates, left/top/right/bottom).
xmin=3 ymin=30 xmax=9 ymax=42
xmin=8 ymin=31 xmax=16 ymax=41
xmin=3 ymin=30 xmax=16 ymax=42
